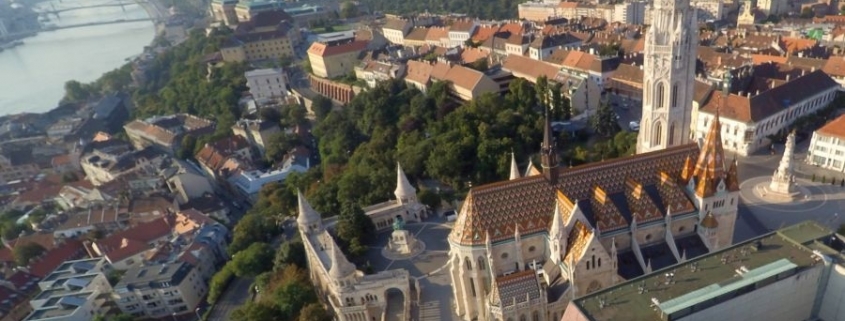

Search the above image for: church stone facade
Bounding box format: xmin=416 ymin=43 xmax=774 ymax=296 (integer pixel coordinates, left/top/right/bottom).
xmin=637 ymin=0 xmax=697 ymax=154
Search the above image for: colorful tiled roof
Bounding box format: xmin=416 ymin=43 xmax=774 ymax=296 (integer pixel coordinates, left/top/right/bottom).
xmin=590 ymin=186 xmax=627 ymax=232
xmin=490 ymin=270 xmax=541 ymax=307
xmin=564 ymin=220 xmax=592 ymax=263
xmin=624 ymin=178 xmax=662 ymax=224
xmin=450 ymin=144 xmax=699 ymax=245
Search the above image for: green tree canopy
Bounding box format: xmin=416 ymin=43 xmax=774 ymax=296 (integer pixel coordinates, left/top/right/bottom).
xmin=231 ymin=242 xmax=275 ymax=277
xmin=299 ymin=303 xmax=332 ymax=321
xmin=14 ymin=242 xmax=46 ymax=266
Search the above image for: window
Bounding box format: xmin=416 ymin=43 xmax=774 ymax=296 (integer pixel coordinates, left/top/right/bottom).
xmin=528 ymin=246 xmax=536 ymax=252
xmin=669 ymin=123 xmax=676 ymax=146
xmin=465 ymin=257 xmax=472 ymax=270
xmin=501 ymin=252 xmax=509 ymax=259
xmin=656 ymin=82 xmax=665 ymax=108
xmin=653 ymin=122 xmax=663 ymax=146
xmin=671 ymin=84 xmax=678 ymax=108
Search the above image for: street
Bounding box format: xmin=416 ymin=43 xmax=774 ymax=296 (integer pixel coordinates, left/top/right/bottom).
xmin=206 ymin=276 xmax=254 ymax=321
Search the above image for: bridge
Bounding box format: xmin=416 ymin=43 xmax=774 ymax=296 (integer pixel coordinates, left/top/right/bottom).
xmin=36 ymin=0 xmax=149 ymax=16
xmin=42 ymin=17 xmax=154 ymax=31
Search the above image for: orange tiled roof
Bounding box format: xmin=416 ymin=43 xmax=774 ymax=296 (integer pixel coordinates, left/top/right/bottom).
xmin=307 ymin=40 xmax=368 ymax=57
xmin=817 ymin=114 xmax=845 ymax=140
xmin=405 ymin=60 xmax=434 ymax=85
xmin=472 ymin=25 xmax=500 ymax=43
xmin=502 ymin=54 xmax=559 ymax=82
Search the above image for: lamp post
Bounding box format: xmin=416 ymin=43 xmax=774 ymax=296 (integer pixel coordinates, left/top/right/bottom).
xmin=194 ymin=307 xmax=202 ymax=321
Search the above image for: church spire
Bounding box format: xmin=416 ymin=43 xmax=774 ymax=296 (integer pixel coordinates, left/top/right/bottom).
xmin=691 ymin=110 xmax=727 ymax=198
xmin=509 ymin=152 xmax=520 ymax=180
xmin=328 ymin=243 xmax=356 ymax=279
xmin=540 ymin=108 xmax=558 ymax=184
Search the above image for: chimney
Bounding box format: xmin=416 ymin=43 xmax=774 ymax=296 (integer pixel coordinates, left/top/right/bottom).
xmin=786 ymin=74 xmax=791 ymax=81
xmin=756 ymin=89 xmax=760 ymax=95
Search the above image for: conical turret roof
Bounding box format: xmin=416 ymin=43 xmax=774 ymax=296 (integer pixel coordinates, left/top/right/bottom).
xmin=509 ymin=153 xmax=521 ymax=180
xmin=328 ymin=243 xmax=356 ymax=279
xmin=394 ymin=163 xmax=416 ymax=200
xmin=691 ymin=111 xmax=727 ymax=197
xmin=297 ymin=190 xmax=321 ymax=226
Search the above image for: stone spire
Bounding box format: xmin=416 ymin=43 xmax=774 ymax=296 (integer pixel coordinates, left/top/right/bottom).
xmin=509 ymin=152 xmax=521 ymax=180
xmin=328 ymin=243 xmax=356 ymax=279
xmin=550 ymin=200 xmax=565 ymax=241
xmin=769 ymin=131 xmax=797 ymax=194
xmin=524 ymin=158 xmax=539 ymax=177
xmin=691 ymin=111 xmax=727 ymax=198
xmin=394 ymin=163 xmax=416 ymax=204
xmin=297 ymin=190 xmax=321 ymax=231
xmin=540 ymin=109 xmax=559 ymax=184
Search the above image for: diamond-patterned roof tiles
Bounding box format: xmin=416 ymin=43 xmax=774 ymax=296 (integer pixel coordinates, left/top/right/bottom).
xmin=591 ymin=186 xmax=628 ymax=232
xmin=624 ymin=178 xmax=663 ymax=224
xmin=656 ymin=172 xmax=697 ymax=215
xmin=491 ymin=270 xmax=541 ymax=307
xmin=450 ymin=144 xmax=700 ymax=245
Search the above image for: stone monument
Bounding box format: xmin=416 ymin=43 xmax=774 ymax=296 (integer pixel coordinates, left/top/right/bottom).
xmin=762 ymin=131 xmax=802 ymax=200
xmin=383 ymin=216 xmax=425 ymax=259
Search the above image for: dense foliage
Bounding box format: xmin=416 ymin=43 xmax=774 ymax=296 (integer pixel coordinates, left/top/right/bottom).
xmin=13 ymin=242 xmax=46 ymax=266
xmin=362 ymin=0 xmax=527 ymax=20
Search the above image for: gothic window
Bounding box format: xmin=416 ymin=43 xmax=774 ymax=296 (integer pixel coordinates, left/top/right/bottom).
xmin=520 ymin=315 xmax=527 ymax=321
xmin=591 ymin=255 xmax=596 ymax=268
xmin=656 ymin=82 xmax=666 ymax=109
xmin=669 ymin=122 xmax=676 ymax=146
xmin=477 ymin=257 xmax=486 ymax=270
xmin=645 ymin=81 xmax=651 ymax=103
xmin=671 ymin=83 xmax=679 ymax=108
xmin=598 ymin=258 xmax=602 ymax=267
xmin=533 ymin=312 xmax=540 ymax=321
xmin=465 ymin=257 xmax=473 ymax=270
xmin=653 ymin=122 xmax=663 ymax=147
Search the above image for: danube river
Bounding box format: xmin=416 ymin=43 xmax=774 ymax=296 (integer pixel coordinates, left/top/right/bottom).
xmin=0 ymin=0 xmax=155 ymax=116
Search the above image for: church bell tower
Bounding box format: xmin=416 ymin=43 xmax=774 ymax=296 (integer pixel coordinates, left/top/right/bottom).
xmin=637 ymin=0 xmax=698 ymax=154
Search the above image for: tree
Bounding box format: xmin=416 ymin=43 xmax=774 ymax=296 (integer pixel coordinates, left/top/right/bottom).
xmin=274 ymin=280 xmax=318 ymax=319
xmin=275 ymin=239 xmax=307 ymax=270
xmin=229 ymin=214 xmax=275 ymax=255
xmin=208 ymin=265 xmax=234 ymax=304
xmin=178 ymin=134 xmax=197 ymax=160
xmin=800 ymin=7 xmax=814 ymax=18
xmin=340 ymin=1 xmax=359 ymax=18
xmin=299 ymin=303 xmax=332 ymax=321
xmin=335 ymin=202 xmax=375 ymax=255
xmin=92 ymin=314 xmax=134 ymax=321
xmin=536 ymin=76 xmax=550 ymax=108
xmin=467 ymin=58 xmax=489 ymax=72
xmin=265 ymin=132 xmax=303 ymax=162
xmin=260 ymin=107 xmax=283 ymax=124
xmin=61 ymin=172 xmax=79 ymax=183
xmin=311 ymin=95 xmax=333 ymax=121
xmin=590 ymin=101 xmax=619 ymax=137
xmin=62 ymin=80 xmax=93 ymax=103
xmin=13 ymin=242 xmax=46 ymax=266
xmin=418 ymin=189 xmax=442 ymax=212
xmin=231 ymin=301 xmax=282 ymax=321
xmin=231 ymin=242 xmax=275 ymax=277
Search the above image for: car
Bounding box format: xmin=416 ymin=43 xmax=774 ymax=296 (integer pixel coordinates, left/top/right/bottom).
xmin=629 ymin=121 xmax=640 ymax=131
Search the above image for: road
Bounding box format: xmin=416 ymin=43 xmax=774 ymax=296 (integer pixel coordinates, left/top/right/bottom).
xmin=206 ymin=276 xmax=254 ymax=321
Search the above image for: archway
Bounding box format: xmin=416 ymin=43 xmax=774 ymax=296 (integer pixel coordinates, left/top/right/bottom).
xmin=383 ymin=288 xmax=405 ymax=321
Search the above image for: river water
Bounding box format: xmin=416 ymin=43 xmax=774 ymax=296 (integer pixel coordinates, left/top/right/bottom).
xmin=0 ymin=0 xmax=155 ymax=116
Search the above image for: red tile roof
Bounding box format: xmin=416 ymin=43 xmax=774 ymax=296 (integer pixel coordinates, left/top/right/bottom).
xmin=94 ymin=216 xmax=173 ymax=263
xmin=817 ymin=114 xmax=845 ymax=140
xmin=307 ymin=40 xmax=368 ymax=57
xmin=27 ymin=239 xmax=85 ymax=277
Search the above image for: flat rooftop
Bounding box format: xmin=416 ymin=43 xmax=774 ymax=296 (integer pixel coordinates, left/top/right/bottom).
xmin=572 ymin=221 xmax=836 ymax=321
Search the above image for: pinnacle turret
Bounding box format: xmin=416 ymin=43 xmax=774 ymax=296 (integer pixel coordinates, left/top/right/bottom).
xmin=394 ymin=163 xmax=416 ymax=203
xmin=297 ymin=190 xmax=321 ymax=228
xmin=509 ymin=152 xmax=520 ymax=180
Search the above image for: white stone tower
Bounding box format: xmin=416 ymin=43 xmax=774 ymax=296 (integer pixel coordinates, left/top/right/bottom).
xmin=637 ymin=0 xmax=698 ymax=154
xmin=395 ymin=163 xmax=417 ymax=205
xmin=769 ymin=131 xmax=797 ymax=195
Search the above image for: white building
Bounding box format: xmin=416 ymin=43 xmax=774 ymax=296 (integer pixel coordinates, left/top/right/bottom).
xmin=448 ymin=20 xmax=477 ymax=47
xmin=228 ymin=152 xmax=309 ymax=200
xmin=245 ymin=68 xmax=288 ymax=104
xmin=636 ymin=0 xmax=698 ymax=154
xmin=382 ymin=19 xmax=412 ymax=45
xmin=23 ymin=258 xmax=113 ymax=321
xmin=757 ymin=0 xmax=787 ymax=16
xmin=113 ymin=262 xmax=207 ymax=319
xmin=696 ymin=70 xmax=839 ymax=156
xmin=807 ymin=114 xmax=845 ymax=173
xmin=613 ymin=1 xmax=647 ymax=24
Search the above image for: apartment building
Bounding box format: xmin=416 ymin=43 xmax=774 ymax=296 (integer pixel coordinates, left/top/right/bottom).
xmin=209 ymin=0 xmax=238 ymax=25
xmin=307 ymin=39 xmax=369 ymax=78
xmin=22 ymin=258 xmax=113 ymax=321
xmin=124 ymin=114 xmax=215 ymax=156
xmin=113 ymin=262 xmax=207 ymax=319
xmin=449 ymin=19 xmax=477 ymax=47
xmin=696 ymin=70 xmax=839 ymax=156
xmin=807 ymin=114 xmax=845 ymax=172
xmin=220 ymin=11 xmax=298 ymax=63
xmin=231 ymin=119 xmax=280 ymax=158
xmin=382 ymin=18 xmax=413 ymax=45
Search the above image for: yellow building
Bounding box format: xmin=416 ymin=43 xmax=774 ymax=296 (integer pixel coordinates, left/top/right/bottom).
xmin=220 ymin=11 xmax=297 ymax=63
xmin=307 ymin=40 xmax=369 ymax=79
xmin=210 ymin=0 xmax=238 ymax=25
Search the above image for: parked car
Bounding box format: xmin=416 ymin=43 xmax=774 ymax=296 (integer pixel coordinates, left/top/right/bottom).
xmin=629 ymin=121 xmax=640 ymax=131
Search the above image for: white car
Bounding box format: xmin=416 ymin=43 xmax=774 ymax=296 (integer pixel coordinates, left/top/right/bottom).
xmin=629 ymin=121 xmax=640 ymax=131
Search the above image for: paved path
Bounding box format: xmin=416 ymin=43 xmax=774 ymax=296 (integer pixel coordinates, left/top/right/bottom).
xmin=207 ymin=276 xmax=253 ymax=321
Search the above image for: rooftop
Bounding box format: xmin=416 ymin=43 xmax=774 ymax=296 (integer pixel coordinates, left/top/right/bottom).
xmin=116 ymin=261 xmax=192 ymax=291
xmin=571 ymin=221 xmax=834 ymax=321
xmin=816 ymin=114 xmax=845 ymax=140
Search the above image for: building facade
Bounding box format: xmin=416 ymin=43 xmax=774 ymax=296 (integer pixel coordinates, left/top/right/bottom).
xmin=637 ymin=0 xmax=698 ymax=154
xmin=562 ymin=221 xmax=845 ymax=321
xmin=23 ymin=258 xmax=113 ymax=321
xmin=297 ymin=192 xmax=412 ymax=321
xmin=807 ymin=114 xmax=845 ymax=172
xmin=113 ymin=262 xmax=207 ymax=319
xmin=448 ymin=111 xmax=739 ymax=321
xmin=307 ymin=40 xmax=369 ymax=78
xmin=695 ymin=71 xmax=839 ymax=156
xmin=245 ymin=68 xmax=289 ymax=103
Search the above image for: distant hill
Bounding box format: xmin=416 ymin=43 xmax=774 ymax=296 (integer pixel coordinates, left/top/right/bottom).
xmin=359 ymin=0 xmax=527 ymax=20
